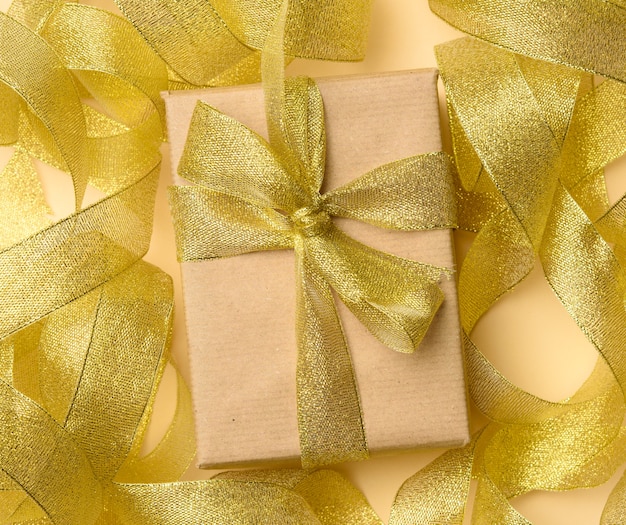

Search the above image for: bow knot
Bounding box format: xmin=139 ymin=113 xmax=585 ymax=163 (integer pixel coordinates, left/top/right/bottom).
xmin=291 ymin=204 xmax=331 ymax=238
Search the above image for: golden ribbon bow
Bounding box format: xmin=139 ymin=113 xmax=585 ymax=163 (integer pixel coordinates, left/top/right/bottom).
xmin=169 ymin=74 xmax=457 ymax=468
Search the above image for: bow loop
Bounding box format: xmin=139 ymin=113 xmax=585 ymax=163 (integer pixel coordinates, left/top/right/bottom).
xmin=178 ymin=100 xmax=309 ymax=213
xmin=280 ymin=77 xmax=327 ymax=195
xmin=322 ymin=152 xmax=458 ymax=230
xmin=169 ymin=186 xmax=293 ymax=261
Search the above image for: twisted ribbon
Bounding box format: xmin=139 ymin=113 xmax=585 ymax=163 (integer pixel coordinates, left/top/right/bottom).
xmin=380 ymin=2 xmax=626 ymax=523
xmin=169 ymin=73 xmax=456 ymax=467
xmin=429 ymin=0 xmax=626 ymax=84
xmin=113 ymin=0 xmax=372 ymax=88
xmin=0 ymin=0 xmax=387 ymax=522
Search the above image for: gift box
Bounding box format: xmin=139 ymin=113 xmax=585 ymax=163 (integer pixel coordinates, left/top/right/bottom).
xmin=163 ymin=69 xmax=470 ymax=469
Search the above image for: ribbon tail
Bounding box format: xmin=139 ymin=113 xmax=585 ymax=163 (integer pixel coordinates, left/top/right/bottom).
xmin=261 ymin=3 xmax=328 ymax=195
xmin=295 ymin=246 xmax=368 ymax=468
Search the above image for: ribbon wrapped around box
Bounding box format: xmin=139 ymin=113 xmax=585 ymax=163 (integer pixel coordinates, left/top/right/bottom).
xmin=163 ymin=69 xmax=470 ymax=469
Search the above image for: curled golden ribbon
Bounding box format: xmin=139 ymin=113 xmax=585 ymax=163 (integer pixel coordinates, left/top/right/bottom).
xmin=113 ymin=0 xmax=372 ymax=87
xmin=0 ymin=0 xmax=389 ymax=522
xmin=429 ymin=0 xmax=626 ymax=83
xmin=382 ymin=1 xmax=626 ymax=523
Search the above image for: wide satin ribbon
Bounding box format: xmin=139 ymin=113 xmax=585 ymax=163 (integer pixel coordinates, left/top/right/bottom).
xmin=169 ymin=75 xmax=456 ymax=468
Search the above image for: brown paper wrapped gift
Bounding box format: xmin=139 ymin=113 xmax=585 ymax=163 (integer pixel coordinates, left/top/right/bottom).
xmin=163 ymin=69 xmax=469 ymax=469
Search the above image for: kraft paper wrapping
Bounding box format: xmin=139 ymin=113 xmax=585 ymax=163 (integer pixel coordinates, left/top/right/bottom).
xmin=163 ymin=69 xmax=469 ymax=468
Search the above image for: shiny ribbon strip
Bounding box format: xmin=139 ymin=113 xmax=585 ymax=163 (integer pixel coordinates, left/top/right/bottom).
xmin=113 ymin=0 xmax=372 ymax=88
xmin=383 ymin=1 xmax=626 ymax=522
xmin=429 ymin=0 xmax=626 ymax=83
xmin=0 ymin=0 xmax=391 ymax=522
xmin=169 ymin=78 xmax=456 ymax=468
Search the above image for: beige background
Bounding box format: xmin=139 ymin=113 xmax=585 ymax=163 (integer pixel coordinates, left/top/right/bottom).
xmin=4 ymin=0 xmax=625 ymax=522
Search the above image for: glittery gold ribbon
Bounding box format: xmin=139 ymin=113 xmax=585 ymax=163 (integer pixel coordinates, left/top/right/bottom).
xmin=0 ymin=1 xmax=388 ymax=521
xmin=382 ymin=1 xmax=626 ymax=521
xmin=0 ymin=2 xmax=177 ymax=520
xmin=439 ymin=42 xmax=626 ymax=524
xmin=113 ymin=0 xmax=372 ymax=88
xmin=429 ymin=0 xmax=626 ymax=83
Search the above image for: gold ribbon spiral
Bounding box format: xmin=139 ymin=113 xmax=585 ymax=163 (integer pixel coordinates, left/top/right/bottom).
xmin=381 ymin=2 xmax=626 ymax=523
